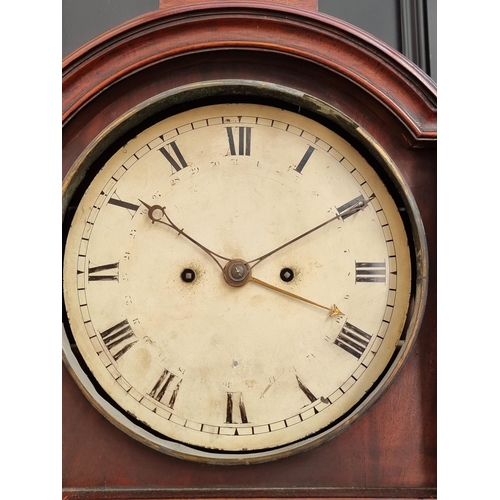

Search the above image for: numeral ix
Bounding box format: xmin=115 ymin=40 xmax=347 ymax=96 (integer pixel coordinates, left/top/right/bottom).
xmin=88 ymin=262 xmax=119 ymax=282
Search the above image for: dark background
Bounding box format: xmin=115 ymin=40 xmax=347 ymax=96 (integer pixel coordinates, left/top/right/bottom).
xmin=62 ymin=0 xmax=437 ymax=82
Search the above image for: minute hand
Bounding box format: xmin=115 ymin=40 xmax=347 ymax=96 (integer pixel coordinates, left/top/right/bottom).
xmin=247 ymin=196 xmax=372 ymax=269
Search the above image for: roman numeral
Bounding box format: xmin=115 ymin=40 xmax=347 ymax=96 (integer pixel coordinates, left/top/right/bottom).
xmin=226 ymin=127 xmax=252 ymax=156
xmin=294 ymin=145 xmax=315 ymax=173
xmin=148 ymin=369 xmax=182 ymax=409
xmin=334 ymin=321 xmax=372 ymax=359
xmin=88 ymin=262 xmax=119 ymax=282
xmin=355 ymin=261 xmax=386 ymax=283
xmin=296 ymin=375 xmax=317 ymax=403
xmin=108 ymin=196 xmax=140 ymax=214
xmin=336 ymin=194 xmax=366 ymax=220
xmin=159 ymin=141 xmax=188 ymax=173
xmin=99 ymin=319 xmax=137 ymax=361
xmin=225 ymin=392 xmax=248 ymax=424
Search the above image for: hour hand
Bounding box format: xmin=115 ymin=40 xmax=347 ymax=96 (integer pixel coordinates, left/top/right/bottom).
xmin=137 ymin=199 xmax=231 ymax=270
xmin=138 ymin=199 xmax=165 ymax=224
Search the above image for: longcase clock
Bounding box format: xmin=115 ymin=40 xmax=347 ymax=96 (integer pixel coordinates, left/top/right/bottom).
xmin=62 ymin=1 xmax=436 ymax=498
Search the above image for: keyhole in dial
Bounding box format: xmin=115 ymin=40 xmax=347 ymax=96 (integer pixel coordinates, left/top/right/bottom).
xmin=181 ymin=268 xmax=196 ymax=283
xmin=280 ymin=268 xmax=295 ymax=282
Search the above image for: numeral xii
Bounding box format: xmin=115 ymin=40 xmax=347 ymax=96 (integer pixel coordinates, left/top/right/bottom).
xmin=226 ymin=127 xmax=251 ymax=156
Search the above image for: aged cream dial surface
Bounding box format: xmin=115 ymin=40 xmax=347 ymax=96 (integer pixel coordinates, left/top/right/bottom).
xmin=63 ymin=98 xmax=412 ymax=460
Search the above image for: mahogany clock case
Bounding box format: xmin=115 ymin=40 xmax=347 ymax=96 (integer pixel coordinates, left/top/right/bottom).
xmin=63 ymin=79 xmax=427 ymax=463
xmin=62 ymin=3 xmax=436 ymax=498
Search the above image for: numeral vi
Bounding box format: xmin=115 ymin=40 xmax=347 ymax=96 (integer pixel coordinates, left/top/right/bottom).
xmin=225 ymin=392 xmax=248 ymax=423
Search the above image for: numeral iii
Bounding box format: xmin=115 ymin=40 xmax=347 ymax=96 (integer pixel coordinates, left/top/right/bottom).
xmin=355 ymin=262 xmax=386 ymax=283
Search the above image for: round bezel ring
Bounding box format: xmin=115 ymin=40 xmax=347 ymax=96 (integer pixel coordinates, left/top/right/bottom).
xmin=62 ymin=80 xmax=428 ymax=465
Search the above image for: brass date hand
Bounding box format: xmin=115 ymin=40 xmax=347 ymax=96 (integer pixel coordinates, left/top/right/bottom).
xmin=222 ymin=260 xmax=343 ymax=318
xmin=249 ymin=276 xmax=343 ymax=318
xmin=247 ymin=196 xmax=373 ymax=269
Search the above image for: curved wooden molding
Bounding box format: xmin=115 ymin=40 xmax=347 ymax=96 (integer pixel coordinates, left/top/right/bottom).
xmin=62 ymin=2 xmax=436 ymax=145
xmin=159 ymin=0 xmax=318 ymax=8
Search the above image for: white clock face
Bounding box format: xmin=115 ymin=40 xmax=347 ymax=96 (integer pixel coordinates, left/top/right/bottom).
xmin=63 ymin=102 xmax=411 ymax=457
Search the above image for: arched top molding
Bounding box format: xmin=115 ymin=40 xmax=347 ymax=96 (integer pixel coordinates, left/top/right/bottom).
xmin=62 ymin=2 xmax=436 ymax=143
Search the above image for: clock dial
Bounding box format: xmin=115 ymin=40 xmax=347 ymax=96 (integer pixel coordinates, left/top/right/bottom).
xmin=63 ymin=100 xmax=412 ymax=458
